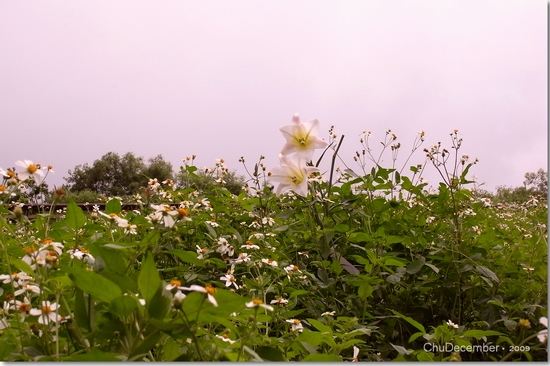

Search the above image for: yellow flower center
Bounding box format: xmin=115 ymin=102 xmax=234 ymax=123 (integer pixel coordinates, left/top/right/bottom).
xmin=293 ymin=319 xmax=300 ymax=325
xmin=27 ymin=164 xmax=38 ymax=174
xmin=291 ymin=175 xmax=303 ymax=185
xmin=298 ymin=138 xmax=307 ymax=146
xmin=170 ymin=279 xmax=181 ymax=287
xmin=0 ymin=185 xmax=6 ymax=192
xmin=19 ymin=303 xmax=31 ymax=313
xmin=252 ymin=298 xmax=263 ymax=305
xmin=42 ymin=305 xmax=52 ymax=314
xmin=205 ymin=284 xmax=216 ymax=295
xmin=178 ymin=208 xmax=188 ymax=217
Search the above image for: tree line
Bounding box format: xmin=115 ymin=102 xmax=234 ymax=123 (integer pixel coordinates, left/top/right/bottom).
xmin=58 ymin=152 xmax=245 ymax=202
xmin=48 ymin=151 xmax=547 ymax=204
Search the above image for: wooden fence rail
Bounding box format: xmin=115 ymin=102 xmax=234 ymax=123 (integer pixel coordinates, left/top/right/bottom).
xmin=15 ymin=203 xmax=144 ymax=216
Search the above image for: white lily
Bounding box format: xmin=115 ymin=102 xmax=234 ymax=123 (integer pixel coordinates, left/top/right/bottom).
xmin=279 ymin=114 xmax=329 ymax=160
xmin=270 ymin=155 xmax=319 ymax=197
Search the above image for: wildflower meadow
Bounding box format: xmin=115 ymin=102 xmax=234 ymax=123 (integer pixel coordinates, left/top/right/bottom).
xmin=0 ymin=115 xmax=547 ymax=361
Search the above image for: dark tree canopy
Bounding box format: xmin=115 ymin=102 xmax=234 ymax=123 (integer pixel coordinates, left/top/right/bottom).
xmin=64 ymin=152 xmax=174 ymax=197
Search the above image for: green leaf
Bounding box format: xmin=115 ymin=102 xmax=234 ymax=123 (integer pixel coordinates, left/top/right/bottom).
xmin=63 ymin=349 xmax=122 ymax=362
xmin=424 ymin=262 xmax=440 ymax=274
xmin=333 ymin=224 xmax=350 ymax=233
xmin=73 ymin=287 xmax=90 ymax=331
xmin=89 ymin=243 xmax=128 ymax=275
xmin=384 ymin=258 xmax=407 ymax=267
xmin=109 ymin=295 xmax=138 ymax=318
xmin=0 ymin=341 xmax=16 ymax=360
xmin=147 ymin=285 xmax=172 ymax=320
xmin=386 ymin=274 xmax=402 ymax=284
xmin=349 ymin=232 xmax=370 ymax=243
xmin=129 ymin=330 xmax=165 ymax=361
xmin=63 ymin=199 xmax=87 ymax=230
xmin=105 ymin=198 xmax=121 ymax=214
xmin=474 ymin=266 xmax=499 ymax=284
xmin=390 ymin=343 xmax=413 ymax=356
xmin=255 ymin=346 xmax=287 ymax=361
xmin=301 ymin=354 xmax=342 ymax=362
xmin=415 ymin=351 xmax=435 ymax=362
xmin=203 ymin=288 xmax=247 ymax=317
xmin=408 ymin=331 xmax=425 ymax=343
xmin=9 ymin=257 xmax=34 ymax=275
xmin=306 ymin=318 xmax=332 ymax=333
xmin=138 ymin=252 xmax=161 ymax=304
xmin=289 ymin=290 xmax=309 ymax=299
xmin=406 ymin=257 xmax=426 ymax=274
xmin=65 ymin=266 xmax=122 ymax=303
xmin=461 ymin=330 xmax=504 ymax=340
xmin=391 ymin=310 xmax=426 ymax=333
xmin=165 ymin=249 xmax=204 ymax=267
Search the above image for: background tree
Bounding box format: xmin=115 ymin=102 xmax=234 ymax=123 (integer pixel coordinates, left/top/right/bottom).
xmin=523 ymin=168 xmax=548 ymax=195
xmin=493 ymin=168 xmax=547 ymax=204
xmin=63 ymin=152 xmax=174 ymax=197
xmin=176 ymin=166 xmax=245 ymax=196
xmin=144 ymin=155 xmax=174 ymax=182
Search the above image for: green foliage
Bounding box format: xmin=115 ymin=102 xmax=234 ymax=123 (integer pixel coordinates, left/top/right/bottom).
xmin=176 ymin=163 xmax=245 ymax=196
xmin=0 ymin=131 xmax=546 ymax=362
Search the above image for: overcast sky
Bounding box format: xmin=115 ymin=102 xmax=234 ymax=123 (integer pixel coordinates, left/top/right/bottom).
xmin=0 ymin=0 xmax=546 ymax=193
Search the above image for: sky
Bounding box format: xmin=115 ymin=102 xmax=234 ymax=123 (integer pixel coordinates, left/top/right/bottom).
xmin=0 ymin=0 xmax=547 ymax=193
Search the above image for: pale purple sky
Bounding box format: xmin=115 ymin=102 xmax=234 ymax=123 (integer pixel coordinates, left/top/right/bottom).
xmin=1 ymin=1 xmax=547 ymax=192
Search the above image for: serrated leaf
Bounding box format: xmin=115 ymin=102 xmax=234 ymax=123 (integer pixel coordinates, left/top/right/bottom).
xmin=138 ymin=253 xmax=161 ymax=304
xmin=475 ymin=266 xmax=499 ymax=284
xmin=9 ymin=257 xmax=34 ymax=276
xmin=406 ymin=258 xmax=426 ymax=274
xmin=109 ymin=295 xmax=138 ymax=318
xmin=306 ymin=318 xmax=332 ymax=333
xmin=105 ymin=199 xmax=121 ymax=215
xmin=255 ymin=346 xmax=287 ymax=361
xmin=65 ymin=266 xmax=122 ymax=303
xmin=384 ymin=258 xmax=407 ymax=267
xmin=349 ymin=232 xmax=370 ymax=243
xmin=165 ymin=249 xmax=204 ymax=267
xmin=63 ymin=199 xmax=87 ymax=230
xmin=391 ymin=310 xmax=426 ymax=333
xmin=461 ymin=330 xmax=504 ymax=339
